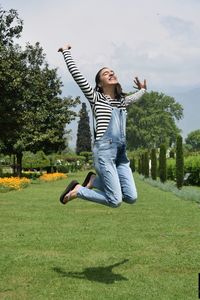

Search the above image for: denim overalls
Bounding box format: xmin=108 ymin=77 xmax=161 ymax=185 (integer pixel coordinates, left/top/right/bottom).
xmin=77 ymin=107 xmax=137 ymax=207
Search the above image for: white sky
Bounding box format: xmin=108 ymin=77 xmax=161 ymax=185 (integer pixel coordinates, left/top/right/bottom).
xmin=1 ymin=0 xmax=200 ymax=93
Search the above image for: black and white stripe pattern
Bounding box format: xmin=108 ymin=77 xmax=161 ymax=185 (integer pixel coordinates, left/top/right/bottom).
xmin=63 ymin=50 xmax=145 ymax=140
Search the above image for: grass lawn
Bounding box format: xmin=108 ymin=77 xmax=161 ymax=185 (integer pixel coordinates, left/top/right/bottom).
xmin=0 ymin=171 xmax=200 ymax=300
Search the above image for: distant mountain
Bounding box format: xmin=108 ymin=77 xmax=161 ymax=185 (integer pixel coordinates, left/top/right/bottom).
xmin=168 ymin=87 xmax=200 ymax=139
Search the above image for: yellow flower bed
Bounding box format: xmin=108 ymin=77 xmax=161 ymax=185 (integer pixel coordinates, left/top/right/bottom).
xmin=40 ymin=173 xmax=67 ymax=182
xmin=0 ymin=177 xmax=31 ymax=191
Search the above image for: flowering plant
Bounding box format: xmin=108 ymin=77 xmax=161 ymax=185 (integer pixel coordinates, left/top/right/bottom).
xmin=39 ymin=173 xmax=67 ymax=182
xmin=0 ymin=177 xmax=31 ymax=192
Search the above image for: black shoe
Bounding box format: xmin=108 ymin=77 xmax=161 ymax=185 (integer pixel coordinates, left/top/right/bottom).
xmin=82 ymin=172 xmax=96 ymax=187
xmin=59 ymin=180 xmax=79 ymax=204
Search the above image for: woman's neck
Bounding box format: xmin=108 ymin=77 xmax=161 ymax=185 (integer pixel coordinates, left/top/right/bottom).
xmin=103 ymin=86 xmax=115 ymax=99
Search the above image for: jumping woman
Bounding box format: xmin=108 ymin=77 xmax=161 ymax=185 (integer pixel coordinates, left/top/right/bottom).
xmin=58 ymin=44 xmax=147 ymax=208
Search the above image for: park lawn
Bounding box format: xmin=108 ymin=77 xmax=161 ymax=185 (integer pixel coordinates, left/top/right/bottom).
xmin=0 ymin=171 xmax=199 ymax=300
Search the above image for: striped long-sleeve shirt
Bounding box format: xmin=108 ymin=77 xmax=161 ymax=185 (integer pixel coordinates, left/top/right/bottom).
xmin=63 ymin=49 xmax=146 ymax=140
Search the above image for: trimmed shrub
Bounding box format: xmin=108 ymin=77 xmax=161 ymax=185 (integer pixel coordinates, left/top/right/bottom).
xmin=144 ymin=151 xmax=149 ymax=178
xmin=79 ymin=151 xmax=92 ymax=163
xmin=56 ymin=165 xmax=70 ymax=173
xmin=166 ymin=155 xmax=200 ymax=186
xmin=141 ymin=154 xmax=145 ymax=176
xmin=159 ymin=144 xmax=167 ymax=183
xmin=167 ymin=158 xmax=176 ymax=181
xmin=184 ymin=156 xmax=200 ymax=185
xmin=22 ymin=151 xmax=50 ymax=169
xmin=51 ymin=153 xmax=86 ymax=173
xmin=130 ymin=157 xmax=136 ymax=172
xmin=138 ymin=157 xmax=142 ymax=174
xmin=22 ymin=171 xmax=41 ymax=180
xmin=151 ymin=148 xmax=157 ymax=180
xmin=176 ymin=135 xmax=184 ymax=189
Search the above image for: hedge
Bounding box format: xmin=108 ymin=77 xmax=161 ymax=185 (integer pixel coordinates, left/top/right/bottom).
xmin=167 ymin=155 xmax=200 ymax=186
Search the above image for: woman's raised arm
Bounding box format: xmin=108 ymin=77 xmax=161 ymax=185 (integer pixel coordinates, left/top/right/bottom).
xmin=58 ymin=44 xmax=97 ymax=105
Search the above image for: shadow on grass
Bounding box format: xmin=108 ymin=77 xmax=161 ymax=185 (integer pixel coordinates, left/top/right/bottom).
xmin=52 ymin=259 xmax=129 ymax=284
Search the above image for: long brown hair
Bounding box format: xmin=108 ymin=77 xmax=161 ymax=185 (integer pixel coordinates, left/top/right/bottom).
xmin=94 ymin=67 xmax=126 ymax=100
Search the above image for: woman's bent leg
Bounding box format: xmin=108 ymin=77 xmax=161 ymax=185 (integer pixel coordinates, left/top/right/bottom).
xmin=77 ymin=186 xmax=120 ymax=208
xmin=78 ymin=148 xmax=123 ymax=207
xmin=117 ymin=162 xmax=137 ymax=204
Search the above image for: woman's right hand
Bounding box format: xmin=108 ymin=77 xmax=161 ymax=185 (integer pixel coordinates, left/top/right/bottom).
xmin=133 ymin=77 xmax=147 ymax=90
xmin=58 ymin=44 xmax=71 ymax=53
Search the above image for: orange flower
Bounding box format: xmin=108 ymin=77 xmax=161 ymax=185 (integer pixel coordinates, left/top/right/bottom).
xmin=39 ymin=173 xmax=67 ymax=182
xmin=0 ymin=177 xmax=31 ymax=191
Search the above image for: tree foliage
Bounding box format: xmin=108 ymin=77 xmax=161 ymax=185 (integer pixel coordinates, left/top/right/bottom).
xmin=0 ymin=7 xmax=80 ymax=175
xmin=76 ymin=103 xmax=92 ymax=155
xmin=185 ymin=129 xmax=200 ymax=151
xmin=126 ymin=91 xmax=183 ymax=150
xmin=0 ymin=7 xmax=23 ymax=46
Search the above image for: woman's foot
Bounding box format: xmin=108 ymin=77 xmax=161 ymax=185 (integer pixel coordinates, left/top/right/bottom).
xmin=82 ymin=172 xmax=96 ymax=189
xmin=86 ymin=174 xmax=96 ymax=189
xmin=63 ymin=184 xmax=82 ymax=204
xmin=60 ymin=180 xmax=80 ymax=204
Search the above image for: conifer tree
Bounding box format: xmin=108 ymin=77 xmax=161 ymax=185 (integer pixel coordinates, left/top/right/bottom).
xmin=141 ymin=153 xmax=145 ymax=176
xmin=76 ymin=103 xmax=92 ymax=154
xmin=138 ymin=157 xmax=142 ymax=174
xmin=144 ymin=151 xmax=149 ymax=178
xmin=130 ymin=157 xmax=135 ymax=172
xmin=151 ymin=148 xmax=157 ymax=180
xmin=176 ymin=135 xmax=184 ymax=189
xmin=159 ymin=144 xmax=167 ymax=183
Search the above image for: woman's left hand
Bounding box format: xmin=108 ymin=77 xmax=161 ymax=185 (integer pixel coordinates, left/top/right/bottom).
xmin=133 ymin=77 xmax=147 ymax=90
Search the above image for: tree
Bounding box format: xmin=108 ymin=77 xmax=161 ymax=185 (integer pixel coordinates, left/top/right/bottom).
xmin=76 ymin=102 xmax=92 ymax=155
xmin=159 ymin=144 xmax=167 ymax=183
xmin=138 ymin=157 xmax=142 ymax=174
xmin=16 ymin=42 xmax=80 ymax=155
xmin=185 ymin=129 xmax=200 ymax=151
xmin=141 ymin=153 xmax=145 ymax=176
xmin=144 ymin=151 xmax=149 ymax=178
xmin=0 ymin=7 xmax=80 ymax=176
xmin=0 ymin=45 xmax=26 ymax=154
xmin=130 ymin=157 xmax=135 ymax=172
xmin=176 ymin=135 xmax=184 ymax=189
xmin=0 ymin=7 xmax=24 ymax=152
xmin=0 ymin=42 xmax=80 ymax=176
xmin=151 ymin=148 xmax=157 ymax=180
xmin=0 ymin=7 xmax=23 ymax=46
xmin=126 ymin=91 xmax=183 ymax=150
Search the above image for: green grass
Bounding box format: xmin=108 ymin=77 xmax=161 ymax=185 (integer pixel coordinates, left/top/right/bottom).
xmin=0 ymin=171 xmax=200 ymax=300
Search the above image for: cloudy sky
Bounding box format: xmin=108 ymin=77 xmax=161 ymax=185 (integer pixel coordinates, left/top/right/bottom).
xmin=1 ymin=0 xmax=200 ymax=145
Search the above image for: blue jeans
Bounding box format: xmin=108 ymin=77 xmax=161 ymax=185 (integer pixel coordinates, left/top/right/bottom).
xmin=77 ymin=108 xmax=137 ymax=208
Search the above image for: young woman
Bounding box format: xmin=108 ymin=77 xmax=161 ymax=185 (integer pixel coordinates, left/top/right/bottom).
xmin=58 ymin=44 xmax=147 ymax=208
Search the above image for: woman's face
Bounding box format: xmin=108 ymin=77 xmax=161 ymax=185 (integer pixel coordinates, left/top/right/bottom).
xmin=98 ymin=68 xmax=118 ymax=89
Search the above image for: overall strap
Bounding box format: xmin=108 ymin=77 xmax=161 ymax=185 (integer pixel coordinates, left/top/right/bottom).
xmin=91 ymin=104 xmax=96 ymax=140
xmin=92 ymin=115 xmax=96 ymax=140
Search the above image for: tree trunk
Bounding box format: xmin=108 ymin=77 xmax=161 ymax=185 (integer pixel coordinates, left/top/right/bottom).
xmin=16 ymin=152 xmax=23 ymax=177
